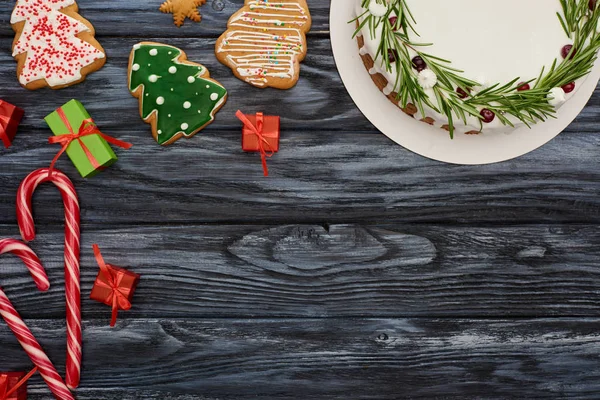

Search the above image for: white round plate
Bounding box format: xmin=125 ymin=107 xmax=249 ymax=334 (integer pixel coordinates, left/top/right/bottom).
xmin=330 ymin=0 xmax=600 ymax=165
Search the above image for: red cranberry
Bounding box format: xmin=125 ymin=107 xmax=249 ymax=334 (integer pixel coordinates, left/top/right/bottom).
xmin=456 ymin=87 xmax=470 ymax=99
xmin=561 ymin=45 xmax=576 ymax=59
xmin=480 ymin=108 xmax=496 ymax=123
xmin=411 ymin=56 xmax=427 ymax=72
xmin=517 ymin=82 xmax=531 ymax=91
xmin=562 ymin=82 xmax=576 ymax=93
xmin=387 ymin=49 xmax=399 ymax=63
xmin=590 ymin=0 xmax=597 ymax=10
xmin=389 ymin=16 xmax=398 ymax=29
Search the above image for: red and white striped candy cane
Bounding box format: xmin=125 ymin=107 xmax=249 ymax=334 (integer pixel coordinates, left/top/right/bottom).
xmin=16 ymin=168 xmax=82 ymax=390
xmin=0 ymin=238 xmax=75 ymax=400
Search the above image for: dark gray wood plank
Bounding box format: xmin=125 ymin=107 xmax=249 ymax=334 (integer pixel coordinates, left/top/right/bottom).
xmin=1 ymin=223 xmax=599 ymax=319
xmin=0 ymin=126 xmax=600 ymax=225
xmin=0 ymin=0 xmax=330 ymax=38
xmin=1 ymin=38 xmax=599 ymax=225
xmin=1 ymin=318 xmax=599 ymax=399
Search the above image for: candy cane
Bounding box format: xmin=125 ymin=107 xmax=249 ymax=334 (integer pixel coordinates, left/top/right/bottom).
xmin=16 ymin=168 xmax=82 ymax=390
xmin=0 ymin=239 xmax=75 ymax=400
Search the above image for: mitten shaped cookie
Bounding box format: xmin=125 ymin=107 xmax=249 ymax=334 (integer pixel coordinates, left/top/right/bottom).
xmin=215 ymin=0 xmax=312 ymax=89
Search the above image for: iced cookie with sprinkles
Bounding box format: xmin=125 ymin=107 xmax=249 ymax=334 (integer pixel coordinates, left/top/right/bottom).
xmin=11 ymin=0 xmax=106 ymax=90
xmin=215 ymin=0 xmax=312 ymax=89
xmin=128 ymin=42 xmax=228 ymax=146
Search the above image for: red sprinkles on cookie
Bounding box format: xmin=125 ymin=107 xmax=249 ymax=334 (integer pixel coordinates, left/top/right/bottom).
xmin=11 ymin=0 xmax=105 ymax=88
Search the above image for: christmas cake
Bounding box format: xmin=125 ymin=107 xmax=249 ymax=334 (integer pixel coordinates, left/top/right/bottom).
xmin=354 ymin=0 xmax=600 ymax=136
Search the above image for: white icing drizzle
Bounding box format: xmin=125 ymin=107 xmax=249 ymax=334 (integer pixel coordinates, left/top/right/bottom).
xmin=383 ymin=83 xmax=394 ymax=95
xmin=359 ymin=46 xmax=369 ymax=55
xmin=216 ymin=0 xmax=311 ymax=87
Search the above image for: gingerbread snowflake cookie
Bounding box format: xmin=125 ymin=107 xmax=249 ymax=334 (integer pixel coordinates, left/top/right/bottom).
xmin=215 ymin=0 xmax=312 ymax=89
xmin=160 ymin=0 xmax=206 ymax=27
xmin=11 ymin=0 xmax=106 ymax=90
xmin=128 ymin=42 xmax=228 ymax=146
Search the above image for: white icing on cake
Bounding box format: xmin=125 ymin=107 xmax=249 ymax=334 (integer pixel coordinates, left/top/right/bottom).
xmin=356 ymin=0 xmax=587 ymax=133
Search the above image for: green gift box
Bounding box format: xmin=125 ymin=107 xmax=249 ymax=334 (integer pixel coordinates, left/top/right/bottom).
xmin=45 ymin=100 xmax=118 ymax=178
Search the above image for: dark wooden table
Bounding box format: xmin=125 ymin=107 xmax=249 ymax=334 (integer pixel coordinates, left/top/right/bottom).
xmin=1 ymin=1 xmax=600 ymax=398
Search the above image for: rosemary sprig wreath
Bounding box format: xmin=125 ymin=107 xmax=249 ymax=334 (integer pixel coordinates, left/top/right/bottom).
xmin=353 ymin=0 xmax=600 ymax=137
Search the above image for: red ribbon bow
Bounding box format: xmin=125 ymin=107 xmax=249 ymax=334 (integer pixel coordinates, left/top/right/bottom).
xmin=236 ymin=110 xmax=275 ymax=176
xmin=48 ymin=108 xmax=132 ymax=177
xmin=93 ymin=244 xmax=133 ymax=328
xmin=0 ymin=100 xmax=13 ymax=148
xmin=0 ymin=367 xmax=37 ymax=400
xmin=0 ymin=115 xmax=10 ymax=149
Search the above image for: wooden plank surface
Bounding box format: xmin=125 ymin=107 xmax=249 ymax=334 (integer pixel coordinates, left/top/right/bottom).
xmin=0 ymin=126 xmax=599 ymax=225
xmin=1 ymin=0 xmax=599 ymax=398
xmin=1 ymin=318 xmax=600 ymax=399
xmin=1 ymin=223 xmax=599 ymax=319
xmin=0 ymin=36 xmax=598 ymax=225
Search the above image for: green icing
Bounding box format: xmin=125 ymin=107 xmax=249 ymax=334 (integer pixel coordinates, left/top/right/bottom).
xmin=129 ymin=43 xmax=227 ymax=145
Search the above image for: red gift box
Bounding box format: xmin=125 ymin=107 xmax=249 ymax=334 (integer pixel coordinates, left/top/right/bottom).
xmin=0 ymin=100 xmax=24 ymax=149
xmin=240 ymin=112 xmax=280 ymax=153
xmin=90 ymin=245 xmax=140 ymax=327
xmin=0 ymin=372 xmax=29 ymax=400
xmin=236 ymin=110 xmax=280 ymax=176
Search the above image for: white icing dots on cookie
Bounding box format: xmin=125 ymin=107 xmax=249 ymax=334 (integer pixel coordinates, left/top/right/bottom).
xmin=210 ymin=93 xmax=219 ymax=101
xmin=188 ymin=76 xmax=195 ymax=83
xmin=169 ymin=66 xmax=177 ymax=74
xmin=206 ymin=85 xmax=210 ymax=88
xmin=149 ymin=49 xmax=158 ymax=56
xmin=156 ymin=96 xmax=165 ymax=105
xmin=132 ymin=64 xmax=140 ymax=71
xmin=149 ymin=74 xmax=158 ymax=83
xmin=183 ymin=101 xmax=191 ymax=109
xmin=158 ymin=130 xmax=162 ymax=135
xmin=133 ymin=44 xmax=141 ymax=50
xmin=181 ymin=123 xmax=189 ymax=130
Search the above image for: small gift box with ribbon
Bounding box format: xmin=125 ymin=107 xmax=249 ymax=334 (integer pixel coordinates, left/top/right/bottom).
xmin=0 ymin=368 xmax=37 ymax=400
xmin=45 ymin=100 xmax=132 ymax=178
xmin=90 ymin=244 xmax=140 ymax=327
xmin=0 ymin=100 xmax=24 ymax=149
xmin=236 ymin=110 xmax=280 ymax=176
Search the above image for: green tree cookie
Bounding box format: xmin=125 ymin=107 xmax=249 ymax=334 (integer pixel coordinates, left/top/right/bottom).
xmin=129 ymin=42 xmax=228 ymax=145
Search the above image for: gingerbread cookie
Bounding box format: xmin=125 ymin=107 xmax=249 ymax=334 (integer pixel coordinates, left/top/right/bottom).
xmin=160 ymin=0 xmax=206 ymax=27
xmin=11 ymin=0 xmax=106 ymax=90
xmin=128 ymin=42 xmax=228 ymax=146
xmin=215 ymin=0 xmax=312 ymax=89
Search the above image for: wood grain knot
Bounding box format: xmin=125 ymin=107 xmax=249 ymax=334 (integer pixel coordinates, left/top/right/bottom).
xmin=228 ymin=225 xmax=435 ymax=275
